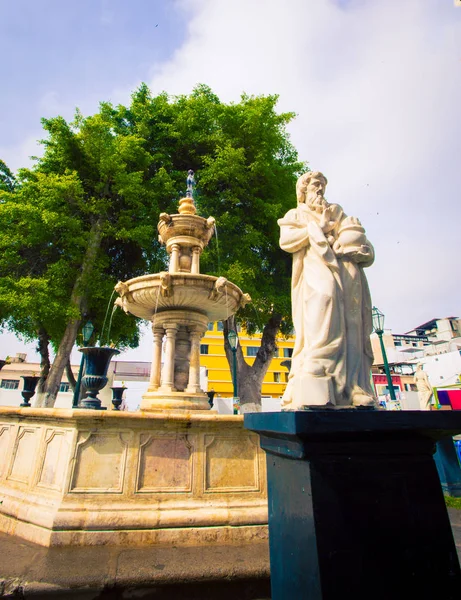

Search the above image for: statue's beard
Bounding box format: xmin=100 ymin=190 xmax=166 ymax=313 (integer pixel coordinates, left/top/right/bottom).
xmin=306 ymin=192 xmax=327 ymax=212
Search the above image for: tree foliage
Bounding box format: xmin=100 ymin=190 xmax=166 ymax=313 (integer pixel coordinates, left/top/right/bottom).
xmin=0 ymin=84 xmax=304 ymax=405
xmin=111 ymin=84 xmax=303 ymax=334
xmin=0 ymin=159 xmax=15 ymax=193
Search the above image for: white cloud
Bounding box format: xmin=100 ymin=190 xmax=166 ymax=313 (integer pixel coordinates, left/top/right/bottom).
xmin=2 ymin=0 xmax=460 ymax=353
xmin=147 ymin=0 xmax=461 ymax=333
xmin=0 ymin=134 xmax=43 ymax=172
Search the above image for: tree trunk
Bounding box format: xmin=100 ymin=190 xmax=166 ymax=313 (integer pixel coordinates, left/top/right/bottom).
xmin=39 ymin=221 xmax=102 ymax=407
xmin=65 ymin=359 xmax=77 ymax=391
xmin=223 ymin=313 xmax=282 ymax=406
xmin=34 ymin=326 xmax=51 ymax=406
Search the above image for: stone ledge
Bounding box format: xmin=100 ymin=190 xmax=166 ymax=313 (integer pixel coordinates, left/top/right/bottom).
xmin=0 ymin=406 xmax=244 ymax=426
xmin=0 ymin=532 xmax=270 ymax=599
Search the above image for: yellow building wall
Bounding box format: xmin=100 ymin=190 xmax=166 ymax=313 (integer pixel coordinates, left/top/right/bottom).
xmin=200 ymin=323 xmax=295 ymax=398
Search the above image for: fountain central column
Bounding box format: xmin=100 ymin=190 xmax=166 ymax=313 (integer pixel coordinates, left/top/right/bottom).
xmin=160 ymin=324 xmax=179 ymax=392
xmin=186 ymin=327 xmax=205 ymax=394
xmin=191 ymin=247 xmax=201 ymax=274
xmin=169 ymin=243 xmax=180 ymax=273
xmin=149 ymin=325 xmax=164 ymax=391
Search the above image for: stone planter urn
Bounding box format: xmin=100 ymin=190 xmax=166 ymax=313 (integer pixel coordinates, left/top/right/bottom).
xmin=110 ymin=386 xmax=127 ymax=411
xmin=79 ymin=347 xmax=120 ymax=410
xmin=20 ymin=376 xmax=40 ymax=407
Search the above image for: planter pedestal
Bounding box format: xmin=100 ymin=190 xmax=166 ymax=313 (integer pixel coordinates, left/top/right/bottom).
xmin=244 ymin=411 xmax=461 ymax=600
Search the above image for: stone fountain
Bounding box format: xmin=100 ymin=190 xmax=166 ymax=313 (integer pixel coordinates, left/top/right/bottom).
xmin=115 ymin=171 xmax=250 ymax=411
xmin=0 ymin=172 xmax=267 ymax=550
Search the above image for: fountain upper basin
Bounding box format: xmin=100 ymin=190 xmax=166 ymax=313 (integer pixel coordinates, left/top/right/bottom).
xmin=115 ymin=273 xmax=250 ymax=322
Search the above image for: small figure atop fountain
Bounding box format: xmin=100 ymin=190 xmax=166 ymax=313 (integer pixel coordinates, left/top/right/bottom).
xmin=186 ymin=169 xmax=195 ymax=199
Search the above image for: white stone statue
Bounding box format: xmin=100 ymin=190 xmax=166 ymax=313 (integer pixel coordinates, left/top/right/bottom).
xmin=414 ymin=364 xmax=433 ymax=410
xmin=278 ymin=171 xmax=377 ymax=410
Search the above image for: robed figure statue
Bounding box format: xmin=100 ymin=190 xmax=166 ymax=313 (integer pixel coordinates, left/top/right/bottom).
xmin=278 ymin=171 xmax=377 ymax=410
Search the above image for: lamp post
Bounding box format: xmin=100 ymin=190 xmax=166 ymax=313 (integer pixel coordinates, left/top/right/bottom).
xmin=372 ymin=306 xmax=396 ymax=401
xmin=72 ymin=320 xmax=94 ymax=408
xmin=228 ymin=329 xmax=239 ymax=414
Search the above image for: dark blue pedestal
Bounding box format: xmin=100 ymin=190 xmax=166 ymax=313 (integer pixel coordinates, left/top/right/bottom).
xmin=244 ymin=411 xmax=461 ymax=600
xmin=435 ymin=437 xmax=461 ymax=497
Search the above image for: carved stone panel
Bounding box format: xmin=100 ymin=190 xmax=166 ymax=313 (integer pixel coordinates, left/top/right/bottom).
xmin=0 ymin=425 xmax=12 ymax=479
xmin=70 ymin=432 xmax=129 ymax=493
xmin=8 ymin=427 xmax=39 ymax=485
xmin=137 ymin=433 xmax=192 ymax=493
xmin=204 ymin=434 xmax=259 ymax=492
xmin=38 ymin=429 xmax=69 ymax=491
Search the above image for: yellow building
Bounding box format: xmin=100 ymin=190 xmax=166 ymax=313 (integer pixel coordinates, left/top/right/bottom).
xmin=200 ymin=322 xmax=295 ymax=398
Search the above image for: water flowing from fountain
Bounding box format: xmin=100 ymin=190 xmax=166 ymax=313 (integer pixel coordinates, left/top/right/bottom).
xmin=224 ymin=282 xmax=230 ymax=323
xmin=213 ymin=225 xmax=221 ymax=275
xmin=100 ymin=290 xmax=116 ymax=346
xmin=104 ymin=304 xmax=118 ymax=346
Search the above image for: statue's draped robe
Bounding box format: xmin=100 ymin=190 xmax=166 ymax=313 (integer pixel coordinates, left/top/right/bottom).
xmin=278 ymin=203 xmax=375 ymax=406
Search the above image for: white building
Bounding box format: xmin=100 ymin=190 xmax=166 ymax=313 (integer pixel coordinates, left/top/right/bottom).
xmin=0 ymin=354 xmax=208 ymax=411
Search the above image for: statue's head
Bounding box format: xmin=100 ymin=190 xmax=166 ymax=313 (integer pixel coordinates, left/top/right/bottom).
xmin=296 ymin=171 xmax=328 ymax=206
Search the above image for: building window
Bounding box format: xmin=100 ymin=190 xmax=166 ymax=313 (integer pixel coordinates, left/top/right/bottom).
xmin=273 ymin=372 xmax=281 ymax=382
xmin=394 ymin=341 xmax=402 ymax=347
xmin=0 ymin=379 xmax=19 ymax=390
xmin=246 ymin=347 xmax=258 ymax=357
xmin=283 ymin=348 xmax=293 ymax=358
xmin=207 ymin=323 xmax=214 ymax=331
xmin=200 ymin=345 xmax=209 ymax=355
xmin=59 ymin=382 xmax=70 ymax=393
xmin=284 ymin=372 xmax=289 ymax=383
xmin=217 ymin=322 xmax=224 ymax=332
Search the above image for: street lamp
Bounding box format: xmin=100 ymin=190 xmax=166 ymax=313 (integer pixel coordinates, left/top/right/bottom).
xmin=372 ymin=306 xmax=396 ymax=401
xmin=72 ymin=320 xmax=94 ymax=408
xmin=228 ymin=329 xmax=239 ymax=414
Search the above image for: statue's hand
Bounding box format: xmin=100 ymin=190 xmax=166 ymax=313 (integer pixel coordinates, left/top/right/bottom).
xmin=332 ymin=240 xmax=344 ymax=257
xmin=319 ymin=207 xmax=335 ymax=233
xmin=349 ymin=244 xmax=372 ymax=263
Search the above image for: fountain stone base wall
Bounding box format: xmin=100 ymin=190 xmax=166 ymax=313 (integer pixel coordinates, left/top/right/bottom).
xmin=0 ymin=407 xmax=268 ymax=547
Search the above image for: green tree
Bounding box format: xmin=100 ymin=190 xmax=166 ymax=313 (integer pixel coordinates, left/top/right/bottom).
xmin=0 ymin=84 xmax=303 ymax=407
xmin=111 ymin=84 xmax=303 ymax=405
xmin=0 ymin=113 xmax=161 ymax=405
xmin=0 ymin=159 xmax=15 ymax=192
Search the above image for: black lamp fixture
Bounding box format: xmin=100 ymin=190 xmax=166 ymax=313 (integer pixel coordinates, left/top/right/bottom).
xmin=372 ymin=306 xmax=396 ymax=401
xmin=227 ymin=329 xmax=239 ymax=414
xmin=73 ymin=319 xmax=94 ymax=408
xmin=228 ymin=329 xmax=238 ymax=351
xmin=82 ymin=320 xmax=95 ymax=345
xmin=372 ymin=306 xmax=385 ymax=334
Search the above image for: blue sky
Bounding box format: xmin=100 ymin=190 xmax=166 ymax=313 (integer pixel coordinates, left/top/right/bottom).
xmin=1 ymin=0 xmax=461 ymax=363
xmin=0 ymin=0 xmax=186 ymax=166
